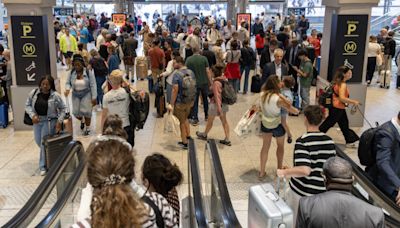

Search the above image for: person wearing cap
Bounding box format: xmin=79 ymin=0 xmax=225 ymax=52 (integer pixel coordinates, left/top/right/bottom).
xmin=296 ymin=157 xmax=385 ymax=228
xmin=64 ymin=54 xmax=97 ymax=135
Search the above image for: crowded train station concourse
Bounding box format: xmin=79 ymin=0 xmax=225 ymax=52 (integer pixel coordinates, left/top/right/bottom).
xmin=0 ymin=0 xmax=399 ymax=227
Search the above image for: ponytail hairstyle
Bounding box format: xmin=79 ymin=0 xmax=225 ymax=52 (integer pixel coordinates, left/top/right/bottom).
xmin=102 ymin=114 xmax=128 ymax=139
xmin=261 ymin=75 xmax=281 ymax=103
xmin=142 ymin=153 xmax=183 ymax=197
xmin=87 ymin=139 xmax=148 ymax=227
xmin=333 ymin=66 xmax=351 ymax=85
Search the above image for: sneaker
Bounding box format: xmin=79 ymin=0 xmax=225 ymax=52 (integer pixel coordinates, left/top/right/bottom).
xmin=83 ymin=129 xmax=90 ymax=136
xmin=196 ymin=131 xmax=207 ymax=140
xmin=287 ymin=136 xmax=292 ymax=144
xmin=40 ymin=169 xmax=47 ymax=176
xmin=180 ymin=143 xmax=188 ymax=150
xmin=80 ymin=121 xmax=85 ymax=130
xmin=219 ymin=139 xmax=232 ymax=146
xmin=190 ymin=119 xmax=199 ymax=126
xmin=346 ymin=142 xmax=358 ymax=149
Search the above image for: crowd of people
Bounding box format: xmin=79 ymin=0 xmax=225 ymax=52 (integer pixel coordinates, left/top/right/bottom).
xmin=7 ymin=10 xmax=398 ymax=227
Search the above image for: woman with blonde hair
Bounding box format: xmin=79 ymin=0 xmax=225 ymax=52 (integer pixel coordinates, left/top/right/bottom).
xmin=258 ymin=75 xmax=299 ymax=179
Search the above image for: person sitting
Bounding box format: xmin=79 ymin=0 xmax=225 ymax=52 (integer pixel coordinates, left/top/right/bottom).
xmin=142 ymin=153 xmax=183 ymax=224
xmin=72 ymin=135 xmax=157 ymax=227
xmin=297 ymin=157 xmax=385 ymax=228
xmin=277 ymin=105 xmax=336 ymax=217
xmin=368 ymin=111 xmax=400 ymax=206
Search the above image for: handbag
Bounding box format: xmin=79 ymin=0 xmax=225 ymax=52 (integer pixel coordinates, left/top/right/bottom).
xmin=164 ymin=112 xmax=180 ymax=136
xmin=234 ymin=109 xmax=262 ymax=137
xmin=376 ymin=54 xmax=383 ymax=66
xmin=24 ymin=88 xmax=39 ymax=125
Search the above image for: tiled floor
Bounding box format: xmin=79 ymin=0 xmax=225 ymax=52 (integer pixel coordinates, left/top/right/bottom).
xmin=0 ymin=54 xmax=399 ymax=227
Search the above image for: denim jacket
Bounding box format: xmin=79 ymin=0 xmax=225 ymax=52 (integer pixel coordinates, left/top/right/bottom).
xmin=65 ymin=68 xmax=97 ymax=100
xmin=25 ymin=89 xmax=66 ymax=123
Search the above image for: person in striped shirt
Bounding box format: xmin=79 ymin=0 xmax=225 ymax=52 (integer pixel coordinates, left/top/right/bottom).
xmin=277 ymin=105 xmax=336 ymax=217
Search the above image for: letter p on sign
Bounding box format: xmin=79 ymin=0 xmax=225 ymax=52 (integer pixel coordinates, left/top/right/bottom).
xmin=347 ymin=24 xmax=356 ymax=35
xmin=23 ymin=25 xmax=32 ymax=37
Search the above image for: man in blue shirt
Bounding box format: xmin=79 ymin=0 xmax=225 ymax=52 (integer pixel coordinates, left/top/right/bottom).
xmin=79 ymin=24 xmax=90 ymax=50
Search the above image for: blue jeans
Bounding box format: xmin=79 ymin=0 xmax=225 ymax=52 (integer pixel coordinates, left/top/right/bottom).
xmin=240 ymin=65 xmax=251 ymax=93
xmin=228 ymin=79 xmax=240 ymax=92
xmin=190 ymin=85 xmax=209 ymax=121
xmin=300 ymin=86 xmax=310 ymax=109
xmin=33 ymin=118 xmax=57 ymax=170
xmin=95 ymin=76 xmax=106 ymax=107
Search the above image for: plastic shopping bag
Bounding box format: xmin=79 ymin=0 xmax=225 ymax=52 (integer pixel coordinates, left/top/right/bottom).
xmin=164 ymin=112 xmax=180 ymax=137
xmin=234 ymin=109 xmax=262 ymax=137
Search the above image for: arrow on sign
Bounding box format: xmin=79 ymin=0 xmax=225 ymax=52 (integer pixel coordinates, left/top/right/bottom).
xmin=27 ymin=73 xmax=36 ymax=81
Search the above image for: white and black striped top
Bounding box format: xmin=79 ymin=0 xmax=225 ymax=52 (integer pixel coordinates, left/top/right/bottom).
xmin=289 ymin=132 xmax=336 ymax=197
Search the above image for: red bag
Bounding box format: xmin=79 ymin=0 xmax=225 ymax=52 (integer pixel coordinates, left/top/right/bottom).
xmin=225 ymin=62 xmax=241 ymax=79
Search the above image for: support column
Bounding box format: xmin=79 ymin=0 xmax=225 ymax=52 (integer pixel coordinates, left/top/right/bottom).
xmin=127 ymin=0 xmax=133 ymax=16
xmin=4 ymin=0 xmax=57 ymax=131
xmin=115 ymin=0 xmax=124 ymax=13
xmin=238 ymin=0 xmax=247 ymax=15
xmin=320 ymin=0 xmax=379 ymax=127
xmin=227 ymin=0 xmax=236 ymax=23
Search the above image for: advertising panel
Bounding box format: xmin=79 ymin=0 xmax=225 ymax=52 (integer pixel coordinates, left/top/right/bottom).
xmin=11 ymin=16 xmax=50 ymax=86
xmin=112 ymin=13 xmax=127 ymax=27
xmin=328 ymin=14 xmax=369 ymax=83
xmin=236 ymin=13 xmax=251 ymax=32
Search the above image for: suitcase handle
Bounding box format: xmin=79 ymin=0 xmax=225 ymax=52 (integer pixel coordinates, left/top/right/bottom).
xmin=275 ymin=177 xmax=287 ymax=200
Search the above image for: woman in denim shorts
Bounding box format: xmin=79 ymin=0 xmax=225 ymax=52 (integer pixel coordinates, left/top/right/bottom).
xmin=258 ymin=75 xmax=299 ymax=179
xmin=65 ymin=54 xmax=97 ymax=135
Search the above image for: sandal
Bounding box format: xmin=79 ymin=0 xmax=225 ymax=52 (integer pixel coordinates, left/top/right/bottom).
xmin=219 ymin=139 xmax=231 ymax=146
xmin=258 ymin=172 xmax=267 ymax=180
xmin=287 ymin=136 xmax=292 ymax=144
xmin=196 ymin=131 xmax=207 ymax=140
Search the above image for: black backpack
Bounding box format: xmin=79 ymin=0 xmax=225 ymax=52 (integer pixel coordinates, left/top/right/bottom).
xmin=91 ymin=58 xmax=108 ymax=77
xmin=129 ymin=90 xmax=150 ymax=130
xmin=318 ymin=83 xmax=336 ymax=108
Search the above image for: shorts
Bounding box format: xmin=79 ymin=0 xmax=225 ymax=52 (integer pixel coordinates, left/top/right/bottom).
xmin=281 ymin=108 xmax=288 ymax=116
xmin=173 ymin=102 xmax=193 ymax=123
xmin=261 ymin=123 xmax=286 ymax=137
xmin=208 ymin=103 xmax=228 ymax=116
xmin=72 ymin=90 xmax=93 ymax=118
xmin=63 ymin=51 xmax=74 ymax=58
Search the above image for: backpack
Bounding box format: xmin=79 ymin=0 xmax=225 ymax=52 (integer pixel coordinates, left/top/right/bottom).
xmin=156 ymin=25 xmax=163 ymax=36
xmin=218 ymin=79 xmax=237 ymax=105
xmin=318 ymin=83 xmax=336 ymax=108
xmin=128 ymin=90 xmax=150 ymax=130
xmin=91 ymin=58 xmax=108 ymax=77
xmin=177 ymin=70 xmax=196 ymax=104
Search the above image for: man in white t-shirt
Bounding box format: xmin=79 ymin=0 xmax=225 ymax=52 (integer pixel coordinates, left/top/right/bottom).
xmin=101 ymin=70 xmax=133 ymax=146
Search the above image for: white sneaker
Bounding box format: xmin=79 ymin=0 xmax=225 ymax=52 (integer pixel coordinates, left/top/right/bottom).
xmin=40 ymin=170 xmax=47 ymax=176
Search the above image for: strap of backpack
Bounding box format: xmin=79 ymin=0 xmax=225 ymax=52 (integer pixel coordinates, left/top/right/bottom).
xmin=142 ymin=195 xmax=165 ymax=228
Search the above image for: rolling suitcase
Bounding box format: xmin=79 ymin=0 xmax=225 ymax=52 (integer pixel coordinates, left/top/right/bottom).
xmin=251 ymin=74 xmax=261 ymax=93
xmin=0 ymin=102 xmax=8 ymax=128
xmin=380 ymin=55 xmax=391 ymax=89
xmin=42 ymin=119 xmax=73 ymax=170
xmin=397 ymin=74 xmax=400 ymax=89
xmin=63 ymin=97 xmax=73 ymax=136
xmin=248 ymin=182 xmax=293 ymax=228
xmin=136 ymin=56 xmax=148 ymax=80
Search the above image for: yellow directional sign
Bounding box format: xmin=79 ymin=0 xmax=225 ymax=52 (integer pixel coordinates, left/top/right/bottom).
xmin=22 ymin=43 xmax=36 ymax=57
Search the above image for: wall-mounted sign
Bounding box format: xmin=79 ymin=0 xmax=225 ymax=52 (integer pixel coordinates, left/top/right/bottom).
xmin=328 ymin=14 xmax=369 ymax=83
xmin=11 ymin=16 xmax=50 ymax=86
xmin=236 ymin=13 xmax=251 ymax=33
xmin=53 ymin=7 xmax=74 ymax=17
xmin=287 ymin=7 xmax=306 ymax=16
xmin=112 ymin=13 xmax=127 ymax=27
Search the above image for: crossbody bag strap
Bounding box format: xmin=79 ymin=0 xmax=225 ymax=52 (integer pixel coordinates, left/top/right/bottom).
xmin=142 ymin=195 xmax=165 ymax=228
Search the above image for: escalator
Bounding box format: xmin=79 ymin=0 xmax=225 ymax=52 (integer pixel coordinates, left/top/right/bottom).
xmin=2 ymin=139 xmax=400 ymax=227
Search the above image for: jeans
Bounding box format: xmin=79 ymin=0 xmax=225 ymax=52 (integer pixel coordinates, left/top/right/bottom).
xmin=190 ymin=85 xmax=209 ymax=121
xmin=33 ymin=118 xmax=57 ymax=170
xmin=95 ymin=76 xmax=106 ymax=107
xmin=228 ymin=79 xmax=240 ymax=92
xmin=166 ymin=83 xmax=172 ymax=104
xmin=300 ymin=86 xmax=310 ymax=109
xmin=240 ymin=65 xmax=251 ymax=93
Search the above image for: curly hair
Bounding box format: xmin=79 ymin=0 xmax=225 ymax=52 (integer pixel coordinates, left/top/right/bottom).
xmin=102 ymin=114 xmax=128 ymax=139
xmin=87 ymin=140 xmax=148 ymax=227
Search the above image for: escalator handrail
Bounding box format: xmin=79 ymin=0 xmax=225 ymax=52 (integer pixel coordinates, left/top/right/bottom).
xmin=207 ymin=139 xmax=242 ymax=228
xmin=36 ymin=143 xmax=85 ymax=227
xmin=2 ymin=141 xmax=84 ymax=228
xmin=188 ymin=139 xmax=207 ymax=228
xmin=335 ymin=145 xmax=400 ymax=218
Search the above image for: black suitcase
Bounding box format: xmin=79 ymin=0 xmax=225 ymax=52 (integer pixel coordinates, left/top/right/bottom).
xmin=396 ymin=74 xmax=400 ymax=89
xmin=42 ymin=120 xmax=73 ymax=170
xmin=251 ymin=74 xmax=261 ymax=93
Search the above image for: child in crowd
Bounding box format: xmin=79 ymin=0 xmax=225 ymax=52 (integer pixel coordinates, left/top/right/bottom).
xmin=281 ymin=76 xmax=295 ymax=143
